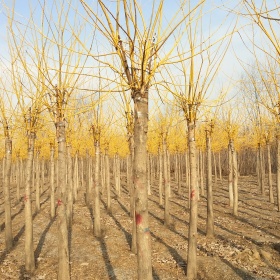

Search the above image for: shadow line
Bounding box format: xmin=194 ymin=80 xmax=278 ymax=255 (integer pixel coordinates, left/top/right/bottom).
xmin=34 ymin=216 xmax=56 ymax=263
xmin=99 ymin=239 xmax=117 ymax=280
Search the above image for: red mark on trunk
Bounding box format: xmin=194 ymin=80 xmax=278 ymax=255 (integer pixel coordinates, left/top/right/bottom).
xmin=136 ymin=213 xmax=142 ymax=225
xmin=191 ymin=190 xmax=195 ymax=200
xmin=57 ymin=199 xmax=62 ymax=206
xmin=24 ymin=195 xmax=28 ymax=202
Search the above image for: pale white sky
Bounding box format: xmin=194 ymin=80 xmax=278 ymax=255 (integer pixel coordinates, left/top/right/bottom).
xmin=0 ymin=0 xmax=277 ymax=109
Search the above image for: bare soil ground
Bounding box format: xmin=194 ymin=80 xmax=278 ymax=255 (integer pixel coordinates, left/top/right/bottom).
xmin=0 ymin=173 xmax=280 ymax=280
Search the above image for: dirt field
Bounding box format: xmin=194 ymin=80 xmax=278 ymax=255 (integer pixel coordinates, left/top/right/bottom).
xmin=0 ymin=173 xmax=280 ymax=279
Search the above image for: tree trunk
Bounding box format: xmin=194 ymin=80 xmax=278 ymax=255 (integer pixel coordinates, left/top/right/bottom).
xmin=94 ymin=141 xmax=101 ymax=237
xmin=4 ymin=138 xmax=13 ymax=250
xmin=158 ymin=148 xmax=163 ymax=205
xmin=86 ymin=150 xmax=90 ymax=206
xmin=185 ymin=152 xmax=190 ymax=209
xmin=163 ymin=139 xmax=170 ymax=227
xmin=73 ymin=152 xmax=78 ymax=203
xmin=267 ymin=142 xmax=274 ymax=204
xmin=213 ymin=151 xmax=217 ymax=185
xmin=147 ymin=154 xmax=151 ymax=195
xmin=128 ymin=137 xmax=134 ymax=217
xmin=56 ymin=121 xmax=70 ymax=280
xmin=186 ymin=121 xmax=198 ymax=279
xmin=167 ymin=150 xmax=171 ymax=198
xmin=35 ymin=151 xmax=40 ymax=212
xmin=100 ymin=153 xmax=105 ymax=195
xmin=228 ymin=140 xmax=234 ymax=207
xmin=199 ymin=150 xmax=204 ymax=197
xmin=16 ymin=156 xmax=20 ymax=203
xmin=105 ymin=149 xmax=111 ymax=213
xmin=196 ymin=150 xmax=200 ymax=201
xmin=80 ymin=155 xmax=84 ymax=191
xmin=232 ymin=145 xmax=238 ymax=216
xmin=133 ymin=90 xmax=152 ymax=280
xmin=32 ymin=159 xmax=35 ymax=192
xmin=178 ymin=153 xmax=182 ymax=195
xmin=218 ymin=151 xmax=222 ymax=181
xmin=258 ymin=143 xmax=264 ymax=195
xmin=89 ymin=156 xmax=93 ymax=207
xmin=206 ymin=130 xmax=214 ymax=237
xmin=24 ymin=133 xmax=35 ymax=273
xmin=41 ymin=159 xmax=45 ymax=193
xmin=277 ymin=135 xmax=280 ymax=211
xmin=50 ymin=144 xmax=55 ymax=218
xmin=66 ymin=145 xmax=73 ymax=229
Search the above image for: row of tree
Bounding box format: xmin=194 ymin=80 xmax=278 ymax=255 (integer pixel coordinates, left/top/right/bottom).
xmin=1 ymin=1 xmax=280 ymax=279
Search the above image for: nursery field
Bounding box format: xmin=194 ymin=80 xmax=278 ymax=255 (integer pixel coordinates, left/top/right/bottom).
xmin=0 ymin=173 xmax=279 ymax=280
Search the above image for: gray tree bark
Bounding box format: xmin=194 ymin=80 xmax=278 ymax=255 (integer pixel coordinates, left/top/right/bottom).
xmin=206 ymin=130 xmax=214 ymax=237
xmin=4 ymin=138 xmax=13 ymax=250
xmin=56 ymin=121 xmax=70 ymax=280
xmin=133 ymin=89 xmax=152 ymax=280
xmin=266 ymin=141 xmax=274 ymax=204
xmin=186 ymin=121 xmax=198 ymax=279
xmin=24 ymin=133 xmax=35 ymax=273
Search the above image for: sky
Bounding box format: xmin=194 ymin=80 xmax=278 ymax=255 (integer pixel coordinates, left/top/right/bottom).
xmin=0 ymin=0 xmax=277 ymax=113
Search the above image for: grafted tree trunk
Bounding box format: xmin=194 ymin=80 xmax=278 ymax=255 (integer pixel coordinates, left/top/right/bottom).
xmin=228 ymin=140 xmax=234 ymax=208
xmin=35 ymin=150 xmax=40 ymax=212
xmin=186 ymin=121 xmax=198 ymax=279
xmin=85 ymin=150 xmax=90 ymax=206
xmin=73 ymin=152 xmax=78 ymax=202
xmin=56 ymin=121 xmax=70 ymax=280
xmin=147 ymin=154 xmax=151 ymax=195
xmin=114 ymin=154 xmax=121 ymax=197
xmin=213 ymin=151 xmax=217 ymax=185
xmin=129 ymin=136 xmax=137 ymax=254
xmin=133 ymin=89 xmax=152 ymax=280
xmin=258 ymin=143 xmax=265 ymax=195
xmin=158 ymin=147 xmax=163 ymax=205
xmin=24 ymin=133 xmax=35 ymax=273
xmin=66 ymin=145 xmax=73 ymax=228
xmin=277 ymin=135 xmax=280 ymax=212
xmin=100 ymin=153 xmax=105 ymax=195
xmin=4 ymin=138 xmax=13 ymax=250
xmin=199 ymin=150 xmax=204 ymax=196
xmin=163 ymin=138 xmax=170 ymax=227
xmin=177 ymin=153 xmax=182 ymax=195
xmin=167 ymin=150 xmax=171 ymax=198
xmin=93 ymin=137 xmax=101 ymax=238
xmin=185 ymin=152 xmax=190 ymax=209
xmin=206 ymin=130 xmax=214 ymax=237
xmin=266 ymin=141 xmax=274 ymax=204
xmin=218 ymin=151 xmax=222 ymax=181
xmin=196 ymin=150 xmax=200 ymax=201
xmin=50 ymin=144 xmax=55 ymax=218
xmin=16 ymin=154 xmax=20 ymax=203
xmin=232 ymin=144 xmax=238 ymax=216
xmin=128 ymin=137 xmax=134 ymax=217
xmin=105 ymin=148 xmax=111 ymax=213
xmin=41 ymin=159 xmax=45 ymax=193
xmin=175 ymin=152 xmax=178 ymax=181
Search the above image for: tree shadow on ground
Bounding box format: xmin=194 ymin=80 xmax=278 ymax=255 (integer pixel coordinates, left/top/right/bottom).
xmin=99 ymin=239 xmax=117 ymax=280
xmin=0 ymin=203 xmax=24 ymax=231
xmin=34 ymin=216 xmax=56 ymax=265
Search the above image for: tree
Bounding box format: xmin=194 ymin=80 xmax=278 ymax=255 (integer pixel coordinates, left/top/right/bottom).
xmin=0 ymin=97 xmax=13 ymax=251
xmin=239 ymin=0 xmax=280 ymax=210
xmin=7 ymin=0 xmax=94 ymax=277
xmin=205 ymin=120 xmax=214 ymax=237
xmin=79 ymin=1 xmax=205 ymax=278
xmin=159 ymin=3 xmax=234 ymax=277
